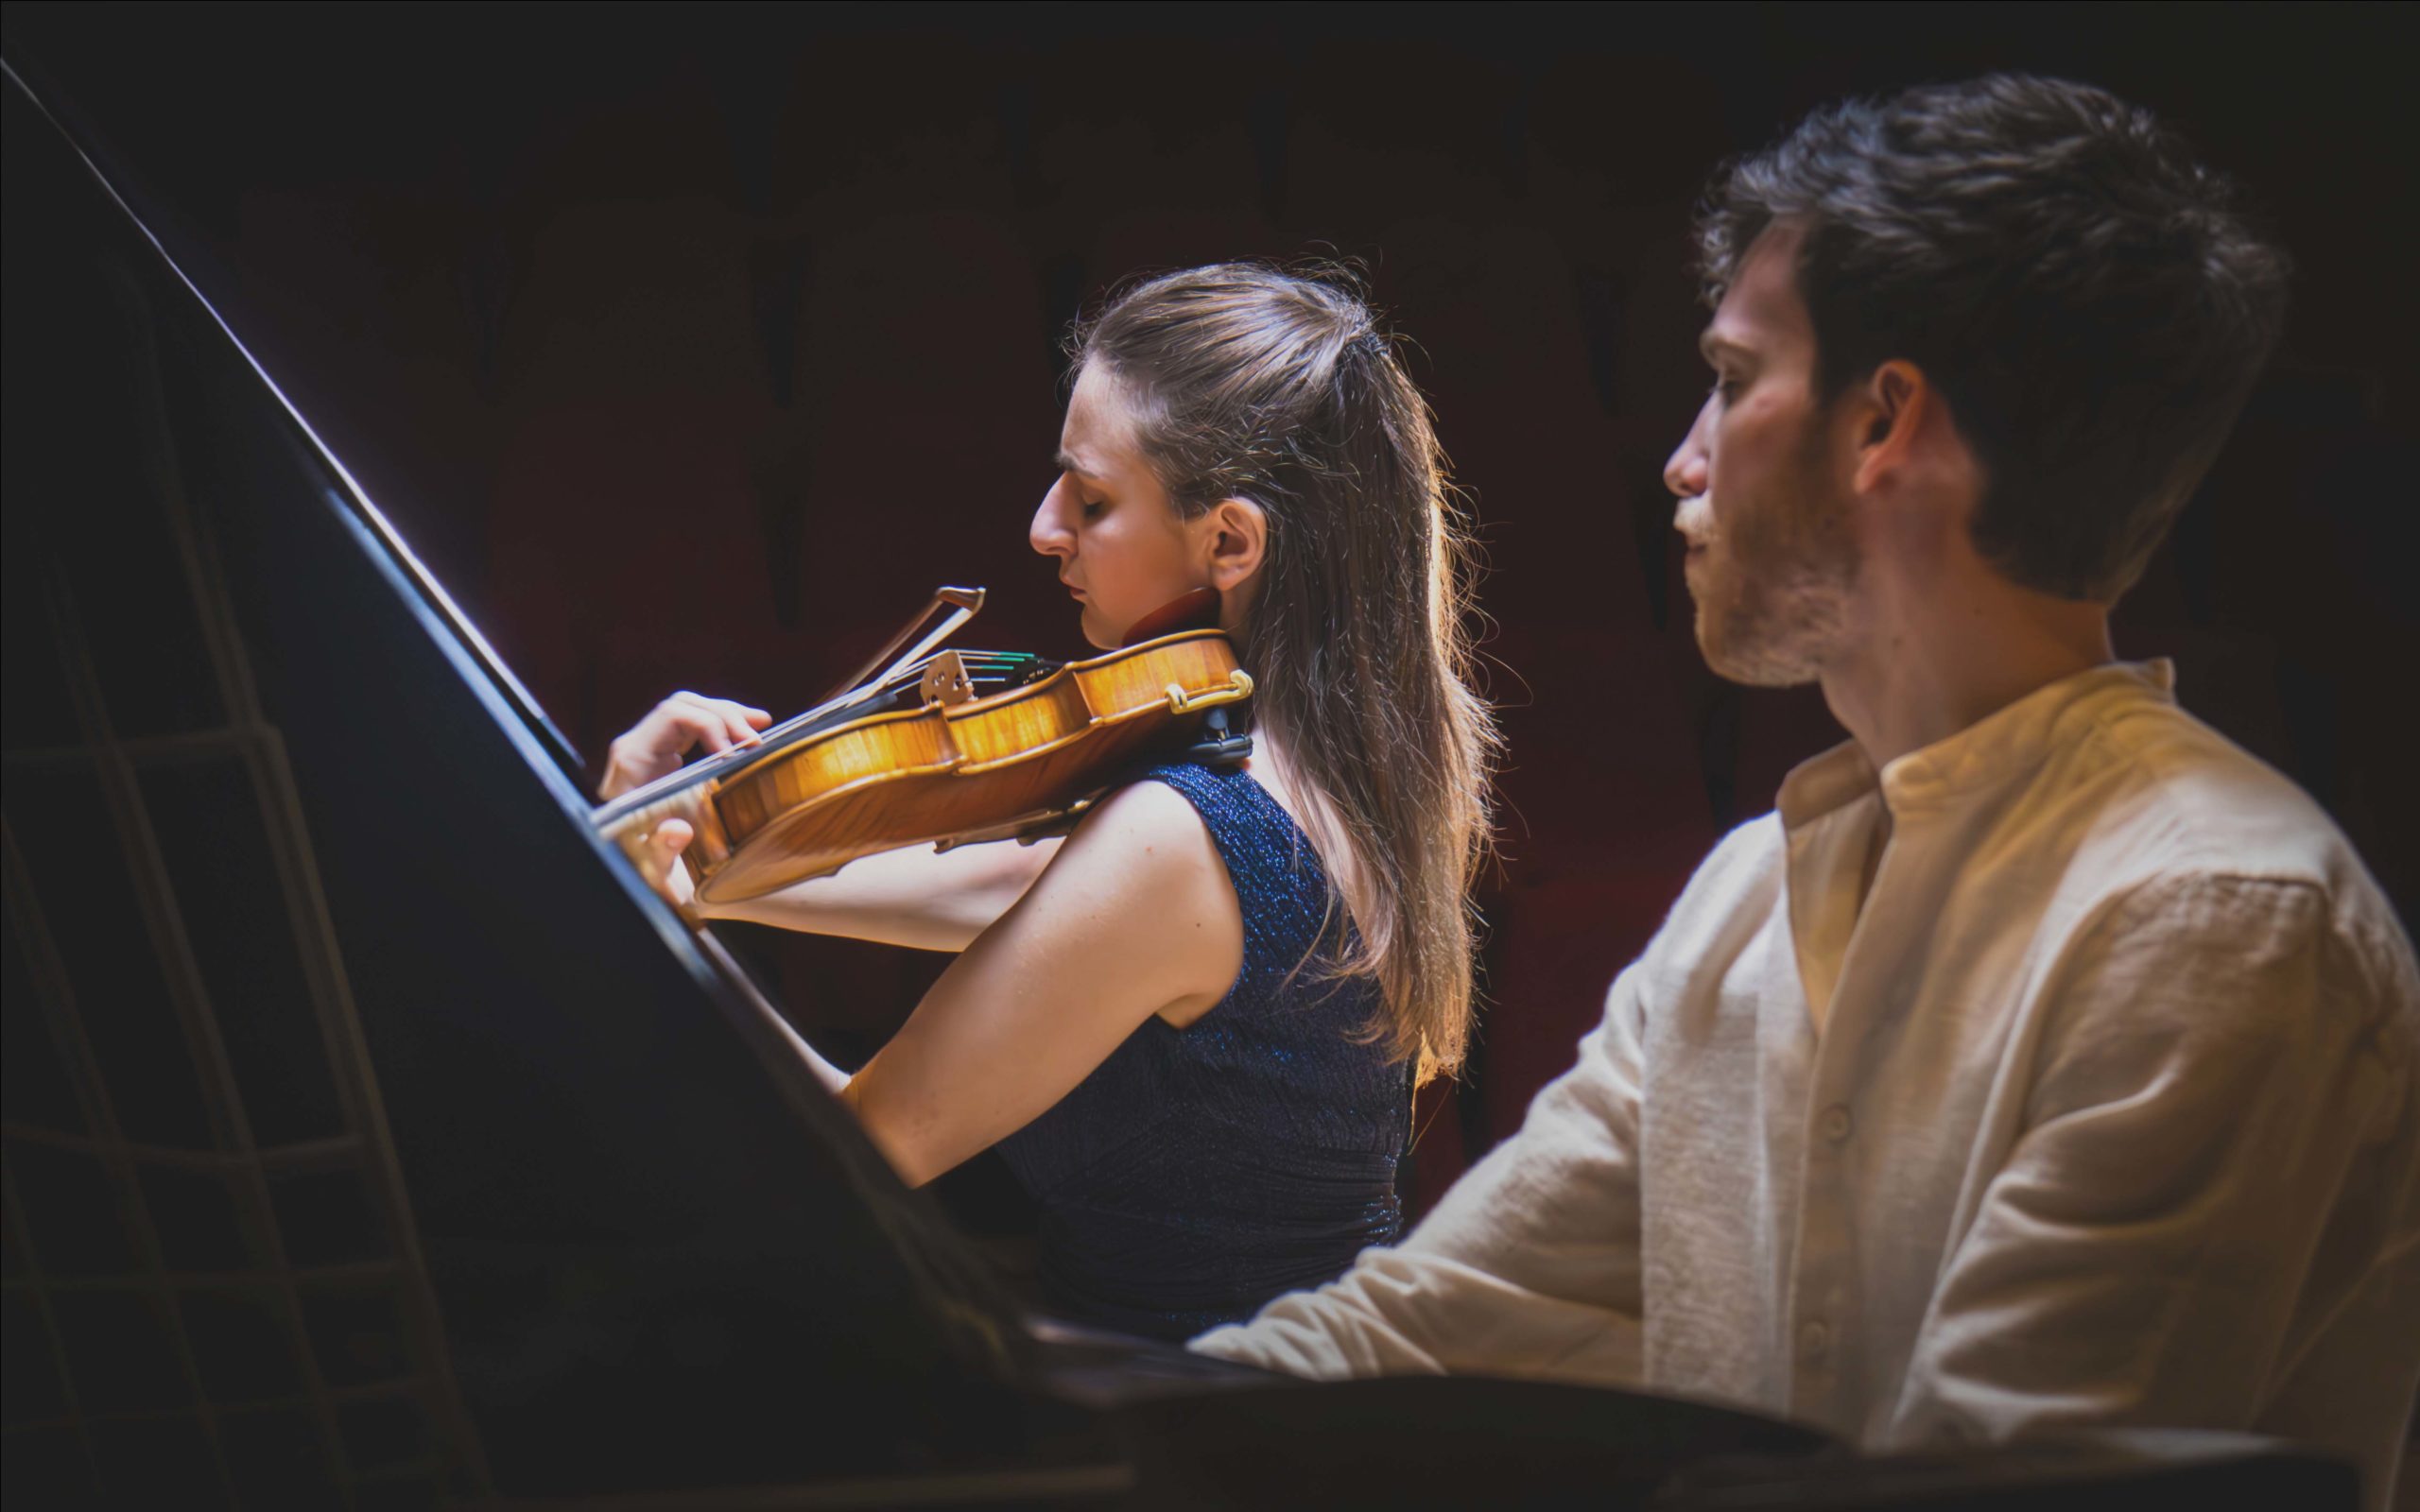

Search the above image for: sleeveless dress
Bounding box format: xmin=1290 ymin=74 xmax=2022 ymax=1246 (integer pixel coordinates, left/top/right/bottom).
xmin=993 ymin=761 xmax=1413 ymax=1341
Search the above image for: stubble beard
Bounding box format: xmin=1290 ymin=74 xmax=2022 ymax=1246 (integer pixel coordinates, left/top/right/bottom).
xmin=1686 ymin=472 xmax=1858 ymax=690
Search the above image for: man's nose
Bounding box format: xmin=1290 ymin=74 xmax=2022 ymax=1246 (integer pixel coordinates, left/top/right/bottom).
xmin=1664 ymin=398 xmax=1713 ymax=498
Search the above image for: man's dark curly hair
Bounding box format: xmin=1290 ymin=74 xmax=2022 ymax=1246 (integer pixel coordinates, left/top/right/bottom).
xmin=1697 ymin=74 xmax=2290 ymax=602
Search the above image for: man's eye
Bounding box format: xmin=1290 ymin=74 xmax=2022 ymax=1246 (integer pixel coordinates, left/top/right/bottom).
xmin=1713 ymin=375 xmax=1743 ymax=404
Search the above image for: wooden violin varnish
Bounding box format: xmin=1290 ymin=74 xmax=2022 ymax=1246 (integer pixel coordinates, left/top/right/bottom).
xmin=596 ymin=586 xmax=1253 ymax=905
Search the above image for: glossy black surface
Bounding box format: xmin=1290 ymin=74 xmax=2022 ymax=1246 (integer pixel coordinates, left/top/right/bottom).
xmin=3 ymin=60 xmax=1025 ymax=1502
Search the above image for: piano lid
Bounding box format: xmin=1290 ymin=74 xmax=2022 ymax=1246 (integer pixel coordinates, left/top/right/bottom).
xmin=0 ymin=55 xmax=585 ymax=790
xmin=2 ymin=54 xmax=1039 ymax=1504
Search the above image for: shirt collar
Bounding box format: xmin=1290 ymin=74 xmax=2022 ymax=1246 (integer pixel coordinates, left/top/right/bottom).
xmin=1776 ymin=659 xmax=2177 ymax=833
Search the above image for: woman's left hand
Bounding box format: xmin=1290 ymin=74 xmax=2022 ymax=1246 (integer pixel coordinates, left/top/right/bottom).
xmin=599 ymin=691 xmax=771 ymax=800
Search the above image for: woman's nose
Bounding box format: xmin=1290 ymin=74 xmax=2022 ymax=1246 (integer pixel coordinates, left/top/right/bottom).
xmin=1664 ymin=397 xmax=1713 ymax=498
xmin=1030 ymin=479 xmax=1075 ymax=558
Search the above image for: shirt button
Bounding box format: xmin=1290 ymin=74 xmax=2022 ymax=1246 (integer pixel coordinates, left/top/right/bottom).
xmin=1799 ymin=1319 xmax=1831 ymax=1354
xmin=1821 ymin=1104 xmax=1854 ymax=1143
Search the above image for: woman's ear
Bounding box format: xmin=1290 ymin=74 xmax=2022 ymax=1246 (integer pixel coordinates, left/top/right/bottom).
xmin=1198 ymin=496 xmax=1269 ymax=592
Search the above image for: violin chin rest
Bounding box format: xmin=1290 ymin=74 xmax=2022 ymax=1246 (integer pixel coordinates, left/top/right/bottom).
xmin=1122 ymin=587 xmax=1223 ymax=644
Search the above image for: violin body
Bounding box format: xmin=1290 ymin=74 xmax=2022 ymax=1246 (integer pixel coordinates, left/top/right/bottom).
xmin=596 ymin=628 xmax=1253 ymax=905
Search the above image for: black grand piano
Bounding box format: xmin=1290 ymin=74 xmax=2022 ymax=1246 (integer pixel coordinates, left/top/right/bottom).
xmin=0 ymin=53 xmax=2359 ymax=1512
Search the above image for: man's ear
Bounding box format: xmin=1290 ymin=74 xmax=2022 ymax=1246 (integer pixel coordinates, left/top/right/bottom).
xmin=1849 ymin=359 xmax=1932 ymax=493
xmin=1197 ymin=496 xmax=1269 ymax=592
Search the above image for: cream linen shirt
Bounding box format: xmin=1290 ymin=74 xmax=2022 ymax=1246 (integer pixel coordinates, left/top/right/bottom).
xmin=1195 ymin=662 xmax=2420 ymax=1506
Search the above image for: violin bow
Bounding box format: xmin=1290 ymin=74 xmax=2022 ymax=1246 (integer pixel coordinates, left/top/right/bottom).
xmin=821 ymin=585 xmax=985 ymax=704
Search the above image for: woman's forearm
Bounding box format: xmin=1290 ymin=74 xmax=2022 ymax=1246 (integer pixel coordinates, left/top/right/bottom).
xmin=699 ymin=833 xmax=1063 ymax=951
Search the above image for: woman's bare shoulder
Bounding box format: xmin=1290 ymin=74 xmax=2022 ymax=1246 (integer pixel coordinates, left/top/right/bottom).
xmin=1056 ymin=776 xmax=1225 ymax=886
xmin=964 ymin=776 xmax=1238 ymax=1031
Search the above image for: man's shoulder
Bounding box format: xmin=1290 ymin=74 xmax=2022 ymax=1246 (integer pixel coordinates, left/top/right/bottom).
xmin=1645 ymin=814 xmax=1789 ymax=960
xmin=2051 ymin=698 xmax=2413 ymax=1004
xmin=2067 ymin=697 xmax=2372 ymax=894
xmin=1703 ymin=811 xmax=1789 ymax=872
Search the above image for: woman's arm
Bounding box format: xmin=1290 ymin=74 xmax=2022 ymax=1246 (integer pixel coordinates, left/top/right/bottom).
xmin=839 ymin=780 xmax=1243 ymax=1187
xmin=700 ymin=834 xmax=1062 ymax=952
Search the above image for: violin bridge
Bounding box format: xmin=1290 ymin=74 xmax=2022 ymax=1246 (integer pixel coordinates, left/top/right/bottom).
xmin=919 ymin=649 xmax=977 ymax=707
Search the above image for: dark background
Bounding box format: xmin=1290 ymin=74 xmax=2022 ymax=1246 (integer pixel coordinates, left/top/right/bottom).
xmin=9 ymin=2 xmax=2412 ymax=1226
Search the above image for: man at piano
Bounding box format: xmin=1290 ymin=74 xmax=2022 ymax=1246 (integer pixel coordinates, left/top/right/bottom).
xmin=1189 ymin=75 xmax=2420 ymax=1510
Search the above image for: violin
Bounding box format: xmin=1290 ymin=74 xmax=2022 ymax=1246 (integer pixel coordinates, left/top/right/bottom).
xmin=594 ymin=587 xmax=1255 ymax=906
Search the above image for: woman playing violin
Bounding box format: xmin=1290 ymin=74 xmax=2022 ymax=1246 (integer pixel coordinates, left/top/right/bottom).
xmin=604 ymin=264 xmax=1497 ymax=1339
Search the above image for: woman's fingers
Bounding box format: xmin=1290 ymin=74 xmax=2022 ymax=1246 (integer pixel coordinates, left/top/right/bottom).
xmin=667 ymin=693 xmax=769 ymax=755
xmin=666 ymin=695 xmax=733 ymax=754
xmin=723 ymin=699 xmax=772 ymax=732
xmin=638 ymin=817 xmax=697 ymax=906
xmin=650 ymin=816 xmax=695 ymax=865
xmin=599 ymin=692 xmax=771 ymax=800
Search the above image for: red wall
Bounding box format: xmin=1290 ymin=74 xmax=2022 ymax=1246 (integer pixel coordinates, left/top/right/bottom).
xmin=18 ymin=7 xmax=2412 ymax=1223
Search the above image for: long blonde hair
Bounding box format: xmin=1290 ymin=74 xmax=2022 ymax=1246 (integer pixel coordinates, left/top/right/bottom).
xmin=1073 ymin=264 xmax=1498 ymax=1079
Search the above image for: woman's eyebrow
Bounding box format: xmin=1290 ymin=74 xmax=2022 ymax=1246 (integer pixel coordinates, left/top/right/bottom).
xmin=1054 ymin=448 xmax=1104 ymax=480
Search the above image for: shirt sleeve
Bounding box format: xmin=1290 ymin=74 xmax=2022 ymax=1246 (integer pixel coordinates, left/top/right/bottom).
xmin=1886 ymin=872 xmax=2420 ymax=1450
xmin=1188 ymin=961 xmax=1651 ymax=1384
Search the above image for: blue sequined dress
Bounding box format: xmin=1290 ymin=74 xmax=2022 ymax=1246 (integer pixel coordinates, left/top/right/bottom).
xmin=992 ymin=761 xmax=1412 ymax=1341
